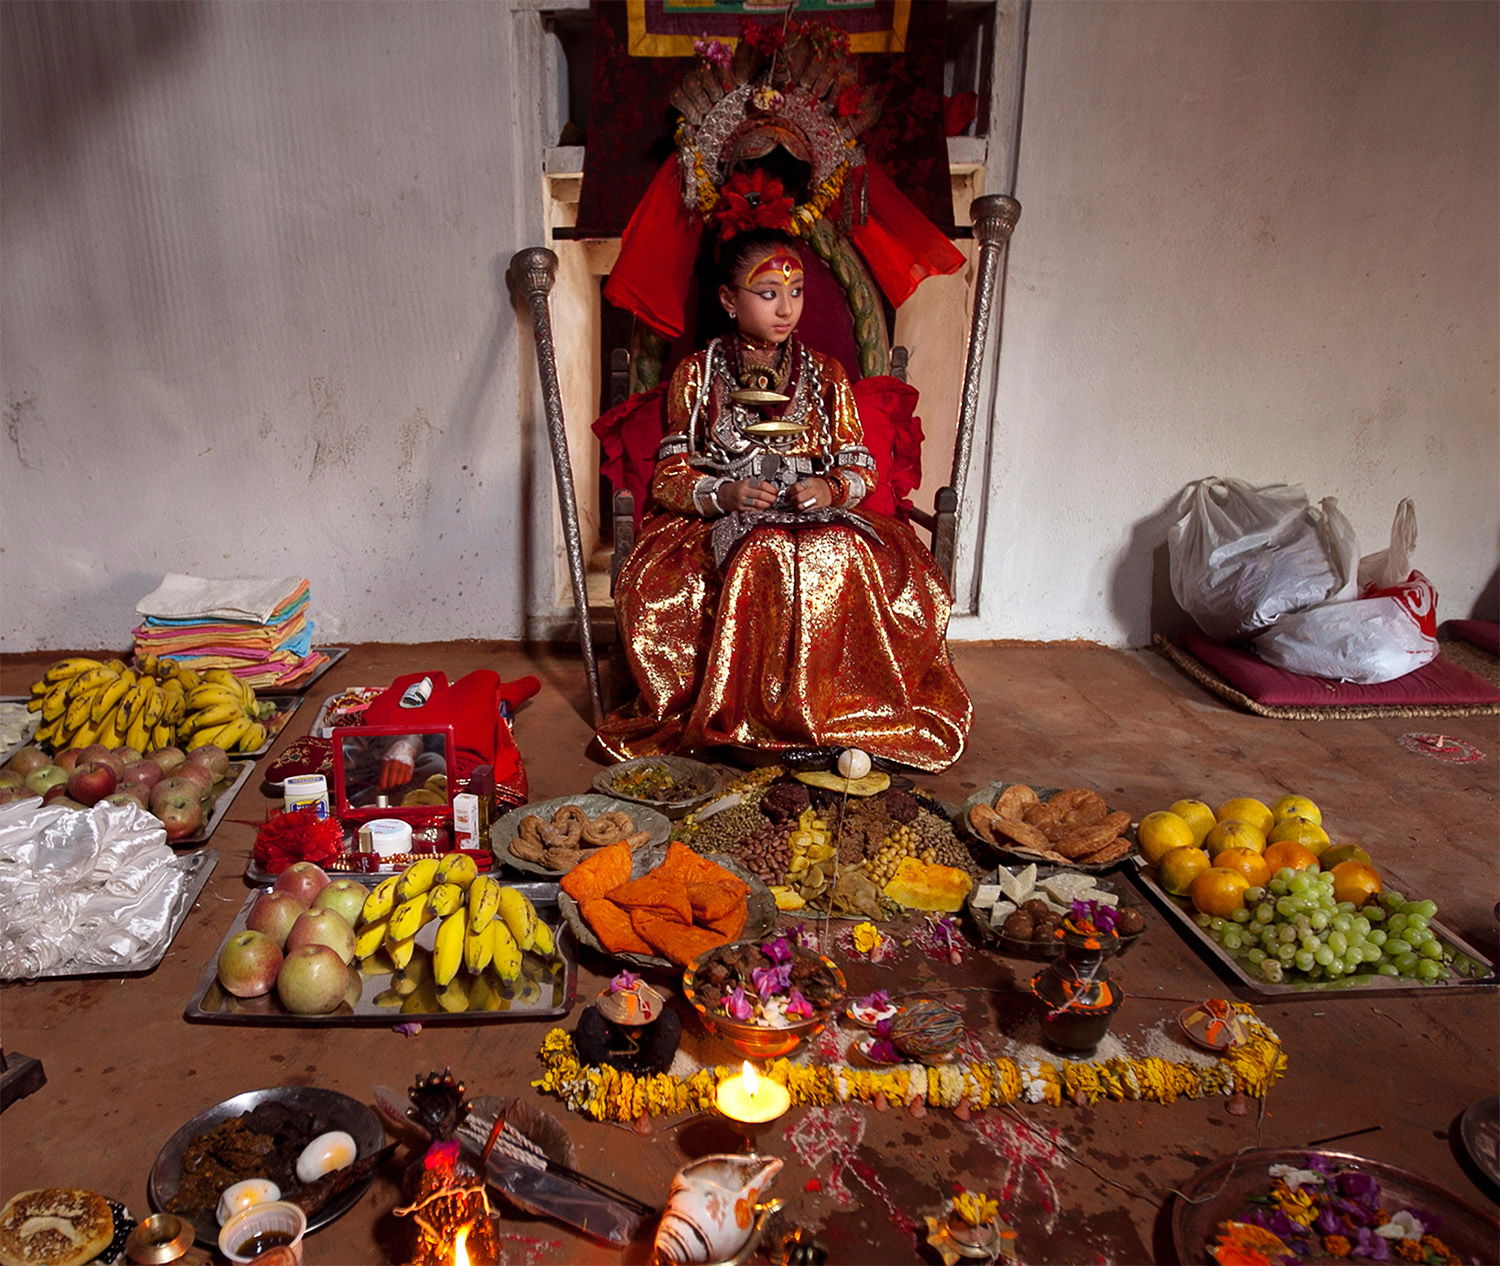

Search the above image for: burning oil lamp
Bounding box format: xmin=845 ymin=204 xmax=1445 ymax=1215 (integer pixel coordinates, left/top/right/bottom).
xmin=714 ymin=1060 xmax=791 ymax=1152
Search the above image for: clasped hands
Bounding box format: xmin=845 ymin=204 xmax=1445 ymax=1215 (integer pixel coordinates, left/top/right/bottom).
xmin=720 ymin=476 xmax=831 ymax=514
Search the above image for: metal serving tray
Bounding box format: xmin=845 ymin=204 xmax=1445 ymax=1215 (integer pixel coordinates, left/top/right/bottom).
xmin=184 ymin=880 xmax=577 ymax=1025
xmin=1130 ymin=858 xmax=1496 ymax=999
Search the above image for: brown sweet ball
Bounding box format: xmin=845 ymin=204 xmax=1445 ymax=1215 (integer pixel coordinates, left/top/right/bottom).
xmin=1002 ymin=911 xmax=1035 ymax=940
xmin=1021 ymin=898 xmax=1050 ymax=918
xmin=1117 ymin=908 xmax=1146 ymax=935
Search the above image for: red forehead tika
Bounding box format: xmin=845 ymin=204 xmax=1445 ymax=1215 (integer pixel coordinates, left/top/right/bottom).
xmin=742 ymin=251 xmax=803 ymax=287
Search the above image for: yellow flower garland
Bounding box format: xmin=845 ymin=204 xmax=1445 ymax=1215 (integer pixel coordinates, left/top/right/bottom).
xmin=532 ymin=1004 xmax=1287 ymax=1122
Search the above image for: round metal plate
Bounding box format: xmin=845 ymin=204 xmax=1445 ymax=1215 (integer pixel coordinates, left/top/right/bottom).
xmin=491 ymin=794 xmax=670 ymax=877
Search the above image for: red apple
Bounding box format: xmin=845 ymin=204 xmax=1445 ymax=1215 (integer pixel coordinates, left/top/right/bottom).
xmin=119 ymin=760 xmax=164 ymax=795
xmin=313 ymin=879 xmax=369 ymax=928
xmin=276 ymin=944 xmax=350 ymax=1014
xmin=78 ymin=745 xmax=125 ymax=774
xmin=342 ymin=966 xmax=363 ymax=1010
xmin=173 ymin=762 xmax=216 ymax=798
xmin=245 ymin=891 xmax=308 ymax=948
xmin=150 ymin=776 xmax=200 ymax=815
xmin=187 ymin=743 xmax=231 ymax=782
xmin=156 ymin=798 xmax=205 ymax=843
xmin=0 ymin=788 xmax=29 ymax=806
xmin=23 ymin=765 xmax=69 ymax=797
xmin=67 ymin=760 xmax=118 ymax=807
xmin=52 ymin=749 xmax=83 ymax=774
xmin=146 ymin=746 xmax=188 ymax=775
xmin=117 ymin=745 xmax=142 ymax=765
xmin=42 ymin=785 xmax=79 ymax=806
xmin=103 ymin=789 xmax=149 ymax=811
xmin=286 ymin=908 xmax=356 ymax=965
xmin=273 ymin=861 xmax=331 ymax=907
xmin=5 ymin=745 xmax=52 ymax=776
xmin=217 ymin=929 xmax=283 ymax=998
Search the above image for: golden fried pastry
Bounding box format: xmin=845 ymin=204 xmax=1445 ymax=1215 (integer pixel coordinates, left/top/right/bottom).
xmin=994 ymin=783 xmax=1040 ymax=820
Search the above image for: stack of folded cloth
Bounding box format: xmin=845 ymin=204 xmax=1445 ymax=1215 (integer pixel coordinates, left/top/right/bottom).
xmin=133 ymin=573 xmax=331 ymax=690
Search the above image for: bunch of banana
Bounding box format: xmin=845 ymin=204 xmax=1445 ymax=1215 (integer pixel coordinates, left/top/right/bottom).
xmin=26 ymin=656 xmax=189 ymax=753
xmin=176 ymin=668 xmax=270 ymax=754
xmin=356 ymin=855 xmax=557 ymax=993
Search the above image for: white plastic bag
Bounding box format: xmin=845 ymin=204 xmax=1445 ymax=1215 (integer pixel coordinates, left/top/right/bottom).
xmin=1168 ymin=478 xmax=1356 ymax=640
xmin=1253 ymin=499 xmax=1438 ymax=684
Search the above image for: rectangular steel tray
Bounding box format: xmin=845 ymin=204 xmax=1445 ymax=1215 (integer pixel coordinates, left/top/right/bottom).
xmin=235 ymin=693 xmax=305 ymax=759
xmin=1129 ymin=858 xmax=1497 ymax=999
xmin=174 ymin=760 xmax=257 ymax=848
xmin=9 ymin=849 xmax=218 ymax=980
xmin=184 ymin=880 xmax=577 ymax=1024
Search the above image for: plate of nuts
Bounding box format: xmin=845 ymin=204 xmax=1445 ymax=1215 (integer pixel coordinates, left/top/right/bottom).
xmin=968 ymin=862 xmax=1146 ymax=956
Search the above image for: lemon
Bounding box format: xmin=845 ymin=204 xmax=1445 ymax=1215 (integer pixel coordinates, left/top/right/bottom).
xmin=1266 ymin=816 xmax=1330 ymax=856
xmin=1270 ymin=793 xmax=1322 ymax=826
xmin=1158 ymin=845 xmax=1211 ymax=896
xmin=1215 ymin=796 xmax=1274 ymax=836
xmin=1138 ymin=810 xmax=1195 ymax=865
xmin=1167 ymin=799 xmax=1216 ymax=846
xmin=1203 ymin=818 xmax=1267 ymax=856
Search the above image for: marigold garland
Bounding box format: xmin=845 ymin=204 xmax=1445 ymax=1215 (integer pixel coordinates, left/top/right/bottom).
xmin=531 ymin=1003 xmax=1286 ymax=1122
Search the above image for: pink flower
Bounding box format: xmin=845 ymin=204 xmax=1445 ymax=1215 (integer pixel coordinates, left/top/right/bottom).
xmin=694 ymin=37 xmax=731 ymax=69
xmin=726 ymin=987 xmax=755 ymax=1021
xmin=785 ymin=989 xmax=815 ymax=1020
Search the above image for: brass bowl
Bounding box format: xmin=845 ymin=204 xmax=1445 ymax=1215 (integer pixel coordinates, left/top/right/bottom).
xmin=125 ymin=1213 xmax=195 ymax=1265
xmin=683 ymin=942 xmax=846 ymax=1060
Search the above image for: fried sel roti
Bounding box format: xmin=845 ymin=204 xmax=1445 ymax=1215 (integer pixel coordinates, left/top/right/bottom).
xmin=0 ymin=1188 xmax=114 ymax=1266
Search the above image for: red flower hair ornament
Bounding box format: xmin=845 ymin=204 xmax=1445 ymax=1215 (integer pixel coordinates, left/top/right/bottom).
xmin=713 ymin=169 xmax=794 ymax=238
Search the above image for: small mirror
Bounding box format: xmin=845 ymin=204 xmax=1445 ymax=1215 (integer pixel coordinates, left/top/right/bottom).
xmin=331 ymin=724 xmax=456 ymax=822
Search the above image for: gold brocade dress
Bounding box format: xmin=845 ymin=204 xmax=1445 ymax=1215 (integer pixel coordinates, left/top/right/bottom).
xmin=596 ymin=337 xmax=972 ymax=772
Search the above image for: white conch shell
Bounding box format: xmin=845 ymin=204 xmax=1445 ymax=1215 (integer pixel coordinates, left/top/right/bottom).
xmin=652 ymin=1153 xmax=783 ymax=1264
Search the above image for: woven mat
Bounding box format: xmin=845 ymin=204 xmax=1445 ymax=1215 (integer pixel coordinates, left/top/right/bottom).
xmin=1154 ymin=634 xmax=1500 ymax=720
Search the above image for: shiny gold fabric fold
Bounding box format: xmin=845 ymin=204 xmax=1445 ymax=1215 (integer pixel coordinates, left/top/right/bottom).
xmin=597 ymin=342 xmax=971 ymax=771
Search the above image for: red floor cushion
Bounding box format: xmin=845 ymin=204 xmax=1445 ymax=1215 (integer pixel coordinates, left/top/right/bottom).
xmin=1182 ymin=631 xmax=1500 ymax=708
xmin=1444 ymin=619 xmax=1500 ymax=657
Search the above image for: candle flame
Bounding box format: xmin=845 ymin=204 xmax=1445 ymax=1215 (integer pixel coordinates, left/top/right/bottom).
xmin=453 ymin=1223 xmax=471 ymax=1266
xmin=742 ymin=1060 xmax=759 ymax=1097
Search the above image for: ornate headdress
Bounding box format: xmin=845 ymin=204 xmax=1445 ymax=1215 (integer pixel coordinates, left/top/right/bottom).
xmin=673 ymin=21 xmax=881 ymax=237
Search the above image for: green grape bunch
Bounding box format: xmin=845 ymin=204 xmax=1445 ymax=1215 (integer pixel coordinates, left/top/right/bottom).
xmin=1194 ymin=867 xmax=1478 ymax=988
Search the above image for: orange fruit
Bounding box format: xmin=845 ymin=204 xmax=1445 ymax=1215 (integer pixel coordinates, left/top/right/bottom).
xmin=1320 ymin=842 xmax=1371 ymax=868
xmin=1189 ymin=867 xmax=1251 ymax=918
xmin=1262 ymin=840 xmax=1320 ymax=874
xmin=1211 ymin=846 xmax=1271 ymax=887
xmin=1214 ymin=797 xmax=1275 ymax=836
xmin=1270 ymin=793 xmax=1322 ymax=826
xmin=1138 ymin=811 xmax=1196 ymax=864
xmin=1203 ymin=818 xmax=1267 ymax=856
xmin=1267 ymin=816 xmax=1330 ymax=856
xmin=1168 ymin=799 xmax=1217 ymax=845
xmin=1157 ymin=845 xmax=1211 ymax=896
xmin=1330 ymin=860 xmax=1382 ymax=907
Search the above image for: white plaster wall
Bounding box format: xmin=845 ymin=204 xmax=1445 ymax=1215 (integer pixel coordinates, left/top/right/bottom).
xmin=980 ymin=0 xmax=1499 ymax=642
xmin=3 ymin=1 xmax=1496 ymax=653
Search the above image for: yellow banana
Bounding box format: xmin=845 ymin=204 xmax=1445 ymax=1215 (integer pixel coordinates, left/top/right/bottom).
xmin=151 ymin=723 xmax=176 ymax=750
xmin=25 ymin=693 xmax=43 ymax=714
xmin=387 ymin=892 xmax=433 ymax=943
xmin=68 ymin=718 xmax=102 ymax=749
xmin=182 ymin=701 xmax=244 ymax=733
xmin=34 ymin=717 xmax=61 ymax=747
xmin=467 ymin=876 xmax=502 ymax=936
xmin=463 ymin=920 xmax=495 ymax=975
xmin=531 ymin=919 xmax=557 ymax=959
xmin=186 ymin=685 xmax=242 ymax=713
xmin=141 ymin=686 xmax=166 ymax=731
xmin=65 ymin=688 xmax=99 ymax=734
xmin=395 ymin=857 xmax=441 ymax=903
xmin=427 ymin=882 xmax=465 ymax=918
xmin=435 ymin=852 xmax=479 ymax=890
xmin=41 ymin=685 xmax=71 ymax=722
xmin=125 ymin=713 xmax=153 ymax=754
xmin=137 ymin=652 xmax=160 ymax=676
xmin=496 ymin=886 xmax=539 ymax=953
xmin=209 ymin=715 xmax=252 ymax=752
xmin=43 ymin=657 xmax=104 ymax=684
xmin=114 ymin=680 xmax=147 ymax=729
xmin=468 ymin=969 xmax=503 ymax=1011
xmin=163 ymin=694 xmax=186 ymax=725
xmin=435 ymin=975 xmax=471 ymax=1013
xmin=354 ymin=917 xmax=391 ymax=960
xmin=103 ymin=658 xmax=129 ymax=675
xmin=90 ymin=674 xmax=132 ymax=724
xmin=174 ymin=667 xmax=202 ymax=689
xmin=401 ymin=978 xmax=440 ymax=1014
xmin=186 ymin=724 xmax=229 ymax=751
xmin=432 ymin=909 xmax=467 ymax=986
xmin=98 ymin=710 xmax=125 ymax=748
xmin=490 ymin=919 xmax=522 ymax=983
xmin=361 ymin=875 xmax=401 ymax=923
xmin=387 ymin=934 xmax=418 ymax=972
xmin=237 ymin=721 xmax=267 ymax=753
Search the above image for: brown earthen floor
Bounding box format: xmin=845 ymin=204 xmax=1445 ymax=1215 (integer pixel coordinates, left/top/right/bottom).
xmin=2 ymin=642 xmax=1497 ymax=1265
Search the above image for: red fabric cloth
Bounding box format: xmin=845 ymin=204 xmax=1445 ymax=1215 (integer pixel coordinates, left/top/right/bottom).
xmin=594 ymin=386 xmax=668 ymax=531
xmin=602 ymin=158 xmax=704 ymax=340
xmin=851 ymin=375 xmax=923 ymax=519
xmin=1444 ymin=619 xmax=1500 ymax=656
xmin=361 ymin=670 xmax=540 ymax=805
xmin=849 ymin=163 xmax=966 ymax=308
xmin=1182 ymin=631 xmax=1500 ymax=708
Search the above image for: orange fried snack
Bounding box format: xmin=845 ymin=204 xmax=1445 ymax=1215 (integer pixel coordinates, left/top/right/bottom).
xmin=632 ymin=911 xmax=728 ymax=967
xmin=610 ymin=873 xmax=693 ymax=924
xmin=686 ymin=879 xmax=747 ymax=924
xmin=706 ymin=901 xmax=747 ymax=943
xmin=560 ymin=840 xmax=633 ymax=903
xmin=655 ymin=840 xmax=736 ymax=887
xmin=579 ymin=897 xmax=654 ymax=956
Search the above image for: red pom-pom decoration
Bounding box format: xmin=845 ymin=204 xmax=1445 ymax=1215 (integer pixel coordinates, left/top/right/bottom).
xmin=253 ymin=807 xmax=345 ymax=875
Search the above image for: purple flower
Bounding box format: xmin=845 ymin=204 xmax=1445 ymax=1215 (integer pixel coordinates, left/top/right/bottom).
xmin=763 ymin=935 xmax=794 ymax=965
xmin=726 ymin=987 xmax=754 ymax=1021
xmin=1336 ymin=1170 xmax=1379 ymax=1204
xmin=873 ymin=1017 xmax=895 ymax=1039
xmin=751 ymin=963 xmax=792 ymax=997
xmin=1305 ymin=1153 xmax=1337 ymax=1175
xmin=785 ymin=989 xmax=815 ymax=1019
xmin=860 ymin=990 xmax=891 ymax=1011
xmin=869 ymin=1039 xmax=899 ymax=1063
xmin=1314 ymin=1207 xmax=1343 ymax=1236
xmin=694 ymin=37 xmax=731 ymax=68
xmin=1352 ymin=1226 xmax=1391 ymax=1260
xmin=394 ymin=1021 xmax=423 ymax=1037
xmin=610 ymin=970 xmax=641 ymax=993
